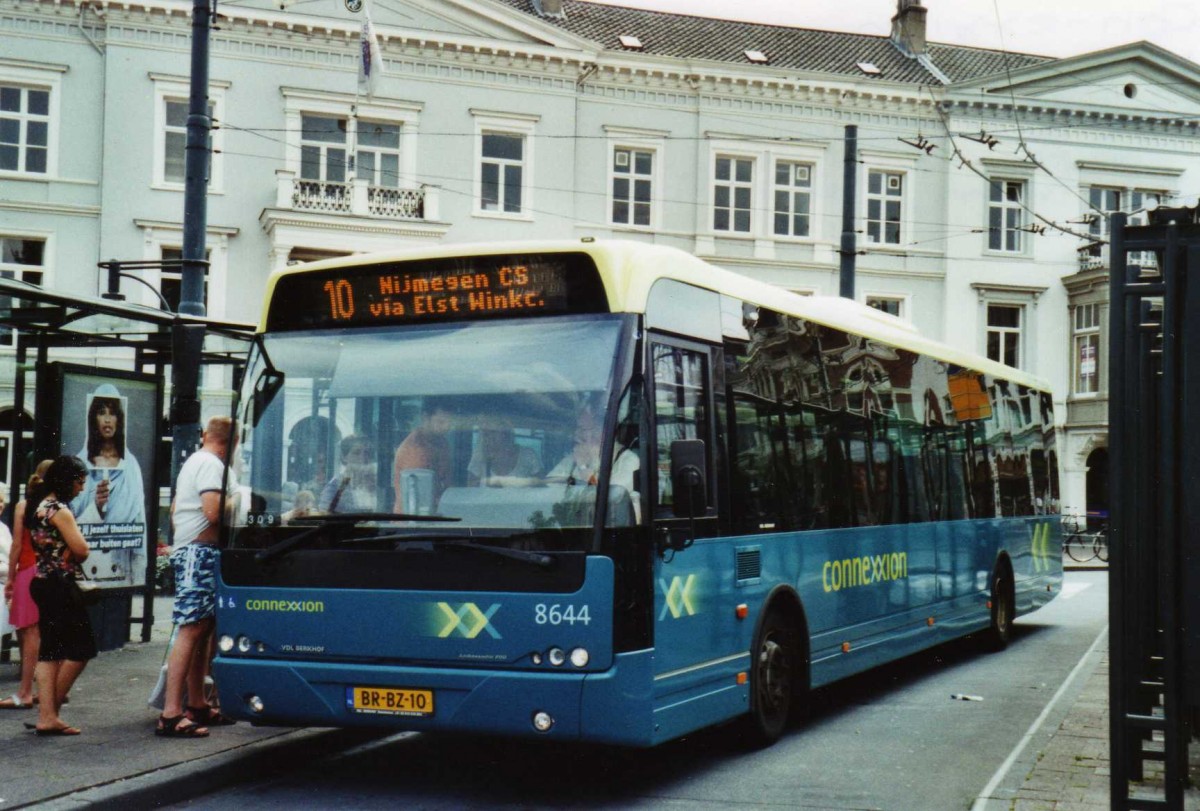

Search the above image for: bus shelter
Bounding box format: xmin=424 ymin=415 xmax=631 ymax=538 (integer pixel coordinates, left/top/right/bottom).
xmin=0 ymin=269 xmax=253 ymax=652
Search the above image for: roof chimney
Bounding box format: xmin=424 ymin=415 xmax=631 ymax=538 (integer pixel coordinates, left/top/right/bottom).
xmin=891 ymin=0 xmax=927 ymax=56
xmin=533 ymin=0 xmax=565 ymax=19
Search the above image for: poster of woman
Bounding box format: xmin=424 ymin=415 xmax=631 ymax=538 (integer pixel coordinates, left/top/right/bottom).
xmin=57 ymin=373 xmax=157 ymax=589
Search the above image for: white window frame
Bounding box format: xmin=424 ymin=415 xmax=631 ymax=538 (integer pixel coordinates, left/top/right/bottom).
xmin=134 ymin=220 xmax=235 ymax=321
xmin=986 ymin=178 xmax=1027 ymax=254
xmin=864 ymin=168 xmax=905 ymax=246
xmin=0 ymin=59 xmax=65 ymax=180
xmin=696 ymin=137 xmax=826 ymax=258
xmin=151 ymin=74 xmax=227 ymax=193
xmin=860 ymin=152 xmax=917 ymax=250
xmin=972 ymin=284 xmax=1046 ymax=375
xmin=0 ymin=230 xmax=51 ymax=347
xmin=772 ymin=159 xmax=815 ymax=239
xmin=712 ymin=152 xmax=756 ymax=235
xmin=863 ymin=293 xmax=910 ymax=321
xmin=985 ymin=303 xmax=1023 ymax=369
xmin=282 ymin=89 xmax=422 ymax=188
xmin=355 ymin=118 xmax=403 ymax=189
xmin=471 ymin=109 xmax=538 ymax=221
xmin=299 ymin=112 xmax=349 ymax=184
xmin=605 ymin=126 xmax=665 ymax=231
xmin=1072 ymin=302 xmax=1101 ymax=396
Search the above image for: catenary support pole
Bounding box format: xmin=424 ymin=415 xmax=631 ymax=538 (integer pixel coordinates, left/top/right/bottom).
xmin=839 ymin=124 xmax=858 ymax=300
xmin=173 ymin=0 xmax=213 ymax=480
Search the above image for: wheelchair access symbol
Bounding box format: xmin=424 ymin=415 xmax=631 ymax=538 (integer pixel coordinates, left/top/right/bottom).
xmin=1031 ymin=523 xmax=1053 ymax=572
xmin=432 ymin=602 xmax=502 ymax=639
xmin=658 ymin=574 xmax=699 ymax=620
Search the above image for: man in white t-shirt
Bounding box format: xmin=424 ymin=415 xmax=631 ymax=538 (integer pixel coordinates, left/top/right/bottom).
xmin=156 ymin=416 xmax=237 ymax=738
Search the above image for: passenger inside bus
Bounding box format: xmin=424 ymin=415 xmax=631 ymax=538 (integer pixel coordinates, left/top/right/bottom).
xmin=320 ymin=435 xmax=376 ymax=513
xmin=392 ymin=399 xmax=456 ymax=514
xmin=467 ymin=415 xmax=542 ymax=487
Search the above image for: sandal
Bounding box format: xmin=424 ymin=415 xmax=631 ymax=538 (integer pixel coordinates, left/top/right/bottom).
xmin=187 ymin=705 xmax=237 ymax=726
xmin=155 ymin=714 xmax=209 ymax=738
xmin=0 ymin=694 xmax=31 ymax=710
xmin=34 ymin=725 xmax=81 ymax=736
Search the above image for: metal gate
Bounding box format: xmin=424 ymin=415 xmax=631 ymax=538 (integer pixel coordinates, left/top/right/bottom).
xmin=1109 ymin=207 xmax=1199 ymax=809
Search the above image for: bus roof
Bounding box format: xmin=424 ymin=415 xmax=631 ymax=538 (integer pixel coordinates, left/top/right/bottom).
xmin=262 ymin=239 xmax=1051 ymax=393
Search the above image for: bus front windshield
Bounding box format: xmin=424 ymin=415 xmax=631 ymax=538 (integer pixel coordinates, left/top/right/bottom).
xmin=229 ymin=314 xmax=638 ymax=553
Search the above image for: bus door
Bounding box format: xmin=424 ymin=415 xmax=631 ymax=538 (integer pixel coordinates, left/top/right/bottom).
xmin=647 ymin=337 xmax=736 ymax=683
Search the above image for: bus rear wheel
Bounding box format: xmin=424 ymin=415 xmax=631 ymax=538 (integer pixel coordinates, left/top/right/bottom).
xmin=983 ymin=565 xmax=1013 ymax=651
xmin=743 ymin=607 xmax=799 ymax=746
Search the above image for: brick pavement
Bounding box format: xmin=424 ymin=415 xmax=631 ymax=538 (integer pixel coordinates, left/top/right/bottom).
xmin=1008 ymin=654 xmax=1200 ymax=811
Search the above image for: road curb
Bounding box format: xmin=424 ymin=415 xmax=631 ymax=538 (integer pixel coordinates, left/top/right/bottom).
xmin=24 ymin=726 xmax=383 ymax=810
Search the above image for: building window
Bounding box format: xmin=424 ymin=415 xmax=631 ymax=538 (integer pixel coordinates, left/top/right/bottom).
xmin=773 ymin=161 xmax=812 ymax=237
xmin=988 ymin=179 xmax=1025 ymax=252
xmin=1088 ymin=187 xmax=1167 ymax=237
xmin=986 ymin=304 xmax=1022 ymax=368
xmin=0 ymin=236 xmax=44 ymax=286
xmin=357 ymin=120 xmax=401 ymax=189
xmin=159 ymin=247 xmax=209 ymax=314
xmin=162 ymin=99 xmax=216 ymax=185
xmin=480 ymin=132 xmax=525 ymax=214
xmin=0 ymin=85 xmax=49 ymax=174
xmin=866 ymin=296 xmax=903 ymax=318
xmin=1073 ymin=303 xmax=1100 ymax=394
xmin=714 ymin=156 xmax=753 ymax=233
xmin=612 ymin=147 xmax=653 ymax=227
xmin=866 ymin=170 xmax=903 ymax=244
xmin=1087 ymin=187 xmax=1121 ymax=239
xmin=300 ymin=114 xmax=348 ymax=183
xmin=151 ymin=75 xmax=226 ymax=191
xmin=0 ymin=236 xmax=45 ymax=345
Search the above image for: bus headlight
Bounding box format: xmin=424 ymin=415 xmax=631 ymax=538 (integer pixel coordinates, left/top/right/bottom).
xmin=218 ymin=635 xmax=235 ymax=653
xmin=248 ymin=695 xmax=265 ymax=714
xmin=532 ymin=711 xmax=554 ymax=732
xmin=236 ymin=635 xmax=252 ymax=653
xmin=547 ymin=647 xmax=566 ymax=666
xmin=569 ymin=648 xmax=589 ymax=668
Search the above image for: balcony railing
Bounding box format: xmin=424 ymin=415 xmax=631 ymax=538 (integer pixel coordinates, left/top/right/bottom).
xmin=275 ymin=170 xmax=439 ymax=221
xmin=1077 ymin=242 xmax=1159 ymax=273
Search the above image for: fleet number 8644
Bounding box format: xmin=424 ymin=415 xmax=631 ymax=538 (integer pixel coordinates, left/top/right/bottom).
xmin=534 ymin=604 xmax=591 ymax=625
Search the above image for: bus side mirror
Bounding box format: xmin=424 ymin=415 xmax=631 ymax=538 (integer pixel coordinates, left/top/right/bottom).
xmin=253 ymin=370 xmax=285 ymax=423
xmin=670 ymin=439 xmax=707 ymax=520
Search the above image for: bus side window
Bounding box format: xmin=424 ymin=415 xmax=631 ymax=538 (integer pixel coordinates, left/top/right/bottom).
xmin=652 ymin=342 xmax=711 ymax=513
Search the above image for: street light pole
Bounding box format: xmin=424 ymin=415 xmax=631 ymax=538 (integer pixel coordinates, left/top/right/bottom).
xmin=173 ymin=0 xmax=213 ymax=478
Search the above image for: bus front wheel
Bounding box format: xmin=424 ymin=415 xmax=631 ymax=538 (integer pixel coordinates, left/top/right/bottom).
xmin=743 ymin=607 xmax=799 ymax=746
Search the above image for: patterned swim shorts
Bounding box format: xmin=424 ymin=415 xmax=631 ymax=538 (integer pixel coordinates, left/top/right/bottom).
xmin=172 ymin=543 xmax=219 ymax=626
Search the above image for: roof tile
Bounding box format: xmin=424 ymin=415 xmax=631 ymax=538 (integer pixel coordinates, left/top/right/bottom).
xmin=496 ymin=0 xmax=1053 ymax=84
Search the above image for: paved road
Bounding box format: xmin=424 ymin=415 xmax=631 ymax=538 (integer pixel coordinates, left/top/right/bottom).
xmin=171 ymin=571 xmax=1108 ymax=810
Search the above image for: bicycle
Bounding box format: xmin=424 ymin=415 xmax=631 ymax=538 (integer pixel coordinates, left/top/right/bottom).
xmin=1061 ymin=514 xmax=1108 ymax=563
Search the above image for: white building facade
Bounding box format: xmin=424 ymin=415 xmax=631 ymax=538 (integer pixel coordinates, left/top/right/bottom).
xmin=4 ymin=0 xmax=1200 ymax=510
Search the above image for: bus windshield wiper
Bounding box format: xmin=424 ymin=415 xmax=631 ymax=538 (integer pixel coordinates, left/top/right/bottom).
xmin=287 ymin=512 xmax=460 ymax=524
xmin=392 ymin=537 xmax=555 ymax=569
xmin=256 ymin=513 xmax=460 ymax=563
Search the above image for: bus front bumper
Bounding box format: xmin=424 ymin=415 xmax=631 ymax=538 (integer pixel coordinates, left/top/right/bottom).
xmin=213 ymin=650 xmax=656 ymax=746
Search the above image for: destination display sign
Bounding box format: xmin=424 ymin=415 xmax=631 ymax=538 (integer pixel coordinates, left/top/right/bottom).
xmin=266 ymin=252 xmax=608 ymax=331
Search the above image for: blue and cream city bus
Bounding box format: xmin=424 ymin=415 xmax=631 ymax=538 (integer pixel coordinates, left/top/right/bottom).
xmin=213 ymin=240 xmax=1061 ymax=746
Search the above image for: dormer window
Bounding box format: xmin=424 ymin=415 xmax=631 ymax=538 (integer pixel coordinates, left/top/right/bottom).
xmin=744 ymin=50 xmax=769 ymax=64
xmin=618 ymin=34 xmax=643 ymax=50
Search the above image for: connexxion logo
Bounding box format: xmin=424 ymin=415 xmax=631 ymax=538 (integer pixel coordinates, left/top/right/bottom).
xmin=658 ymin=574 xmax=698 ymax=620
xmin=1031 ymin=523 xmax=1054 ymax=572
xmin=428 ymin=602 xmax=502 ymax=639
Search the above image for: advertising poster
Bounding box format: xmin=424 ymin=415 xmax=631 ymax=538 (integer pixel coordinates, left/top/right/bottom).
xmin=56 ymin=369 xmax=159 ymax=590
